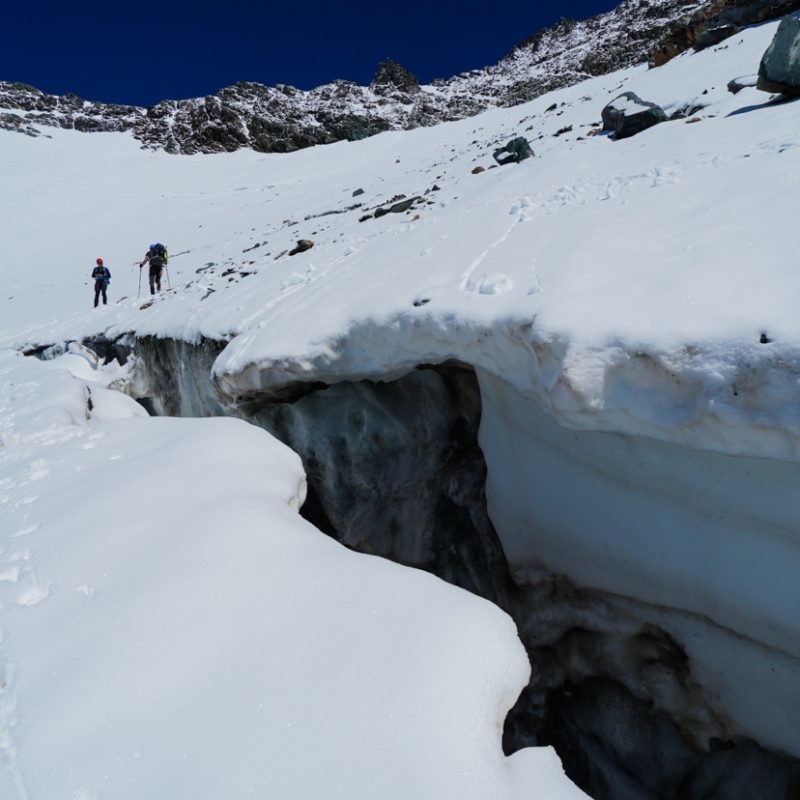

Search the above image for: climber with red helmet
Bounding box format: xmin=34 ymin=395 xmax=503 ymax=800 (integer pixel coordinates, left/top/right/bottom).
xmin=91 ymin=257 xmax=111 ymax=307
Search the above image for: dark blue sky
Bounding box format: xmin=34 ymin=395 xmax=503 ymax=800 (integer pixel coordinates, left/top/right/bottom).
xmin=3 ymin=0 xmax=619 ymax=107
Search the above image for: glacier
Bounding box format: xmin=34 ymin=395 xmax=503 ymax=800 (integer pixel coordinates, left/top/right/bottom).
xmin=2 ymin=10 xmax=800 ymax=800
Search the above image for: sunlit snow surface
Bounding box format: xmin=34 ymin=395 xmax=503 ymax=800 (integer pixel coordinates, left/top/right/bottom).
xmin=1 ymin=14 xmax=800 ymax=797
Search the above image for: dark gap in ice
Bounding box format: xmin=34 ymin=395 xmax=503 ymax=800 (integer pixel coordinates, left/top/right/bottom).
xmin=67 ymin=334 xmax=800 ymax=800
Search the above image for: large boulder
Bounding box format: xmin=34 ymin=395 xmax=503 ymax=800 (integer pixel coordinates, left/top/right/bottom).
xmin=758 ymin=15 xmax=800 ymax=96
xmin=492 ymin=136 xmax=534 ymax=166
xmin=601 ymin=92 xmax=667 ymax=139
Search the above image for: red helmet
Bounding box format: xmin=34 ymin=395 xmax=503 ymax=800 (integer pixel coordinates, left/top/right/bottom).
xmin=96 ymin=258 xmax=104 ymax=265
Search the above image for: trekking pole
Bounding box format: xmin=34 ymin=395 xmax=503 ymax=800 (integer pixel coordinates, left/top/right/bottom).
xmin=165 ymin=265 xmax=171 ymax=290
xmin=138 ymin=265 xmax=142 ymax=298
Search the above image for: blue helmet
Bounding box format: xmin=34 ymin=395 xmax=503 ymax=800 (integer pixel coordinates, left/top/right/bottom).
xmin=149 ymin=243 xmax=157 ymax=249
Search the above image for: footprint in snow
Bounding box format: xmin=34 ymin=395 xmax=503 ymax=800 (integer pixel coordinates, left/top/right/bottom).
xmin=15 ymin=496 xmax=38 ymax=508
xmin=280 ymin=272 xmax=309 ymax=290
xmin=0 ymin=568 xmax=20 ymax=584
xmin=509 ymin=196 xmax=533 ymax=218
xmin=27 ymin=461 xmax=50 ymax=481
xmin=478 ymin=274 xmax=513 ymax=295
xmin=527 ymin=280 xmax=543 ymax=296
xmin=16 ymin=584 xmax=50 ymax=607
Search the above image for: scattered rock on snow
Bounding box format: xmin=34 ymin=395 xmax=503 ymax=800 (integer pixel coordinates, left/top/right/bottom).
xmin=471 ymin=166 xmax=486 ymax=174
xmin=492 ymin=136 xmax=534 ymax=166
xmin=601 ymin=92 xmax=667 ymax=139
xmin=727 ymin=75 xmax=758 ymax=94
xmin=289 ymin=239 xmax=314 ymax=256
xmin=758 ymin=16 xmax=800 ymax=97
xmin=374 ymin=197 xmax=421 ymax=218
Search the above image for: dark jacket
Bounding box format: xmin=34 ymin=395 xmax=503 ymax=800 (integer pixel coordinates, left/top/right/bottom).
xmin=92 ymin=266 xmax=111 ymax=284
xmin=142 ymin=244 xmax=168 ymax=269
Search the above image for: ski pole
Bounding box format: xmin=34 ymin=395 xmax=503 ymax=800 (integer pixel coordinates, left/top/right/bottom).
xmin=165 ymin=265 xmax=171 ymax=290
xmin=138 ymin=265 xmax=143 ymax=298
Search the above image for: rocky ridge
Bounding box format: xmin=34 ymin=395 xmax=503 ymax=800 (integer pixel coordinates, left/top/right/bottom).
xmin=1 ymin=0 xmax=797 ymax=154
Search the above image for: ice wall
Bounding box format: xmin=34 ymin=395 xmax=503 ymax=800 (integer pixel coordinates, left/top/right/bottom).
xmin=478 ymin=368 xmax=800 ymax=756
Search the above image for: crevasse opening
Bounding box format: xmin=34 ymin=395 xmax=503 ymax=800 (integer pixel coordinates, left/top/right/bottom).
xmin=96 ymin=333 xmax=800 ymax=800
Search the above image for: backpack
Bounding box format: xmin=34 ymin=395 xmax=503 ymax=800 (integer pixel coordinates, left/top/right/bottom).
xmin=148 ymin=243 xmax=166 ymax=269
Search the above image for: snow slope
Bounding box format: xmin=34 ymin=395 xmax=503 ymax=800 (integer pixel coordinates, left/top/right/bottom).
xmin=1 ymin=12 xmax=800 ymax=795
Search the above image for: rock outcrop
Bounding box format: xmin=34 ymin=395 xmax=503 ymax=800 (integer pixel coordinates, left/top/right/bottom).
xmin=371 ymin=59 xmax=421 ymax=94
xmin=651 ymin=0 xmax=800 ymax=65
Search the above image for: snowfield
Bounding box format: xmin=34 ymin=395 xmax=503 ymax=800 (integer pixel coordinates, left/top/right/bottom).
xmin=1 ymin=12 xmax=800 ymax=798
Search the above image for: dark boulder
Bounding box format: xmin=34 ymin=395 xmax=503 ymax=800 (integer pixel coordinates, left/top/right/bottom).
xmin=289 ymin=239 xmax=314 ymax=256
xmin=492 ymin=136 xmax=534 ymax=165
xmin=601 ymin=92 xmax=666 ymax=139
xmin=758 ymin=16 xmax=800 ymax=96
xmin=374 ymin=197 xmax=421 ymax=217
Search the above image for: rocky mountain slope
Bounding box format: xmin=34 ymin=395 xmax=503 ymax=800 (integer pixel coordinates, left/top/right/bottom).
xmin=1 ymin=0 xmax=798 ymax=153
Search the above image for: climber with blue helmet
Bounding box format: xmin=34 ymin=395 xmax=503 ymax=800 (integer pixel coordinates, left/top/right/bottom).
xmin=140 ymin=242 xmax=169 ymax=294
